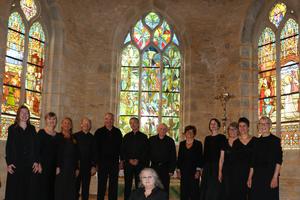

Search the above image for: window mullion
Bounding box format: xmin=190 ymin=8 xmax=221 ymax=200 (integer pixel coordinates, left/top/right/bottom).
xmin=275 ymin=33 xmax=281 ymax=135
xmin=20 ymin=24 xmax=30 ymax=105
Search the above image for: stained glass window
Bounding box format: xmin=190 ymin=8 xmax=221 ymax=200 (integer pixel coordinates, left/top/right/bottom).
xmin=1 ymin=3 xmax=45 ymax=139
xmin=258 ymin=3 xmax=300 ymax=150
xmin=119 ymin=12 xmax=181 ymax=142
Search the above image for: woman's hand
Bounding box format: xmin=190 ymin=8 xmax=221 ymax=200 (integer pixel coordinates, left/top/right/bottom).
xmin=7 ymin=164 xmax=16 ymax=174
xmin=32 ymin=162 xmax=39 ymax=173
xmin=75 ymin=169 xmax=80 ymax=177
xmin=176 ymin=170 xmax=181 ymax=179
xmin=91 ymin=166 xmax=97 ymax=176
xmin=270 ymin=176 xmax=278 ymax=188
xmin=195 ymin=170 xmax=201 ymax=179
xmin=218 ymin=171 xmax=222 ymax=183
xmin=247 ymin=177 xmax=252 ymax=188
xmin=38 ymin=163 xmax=42 ymax=173
xmin=56 ymin=167 xmax=60 ymax=175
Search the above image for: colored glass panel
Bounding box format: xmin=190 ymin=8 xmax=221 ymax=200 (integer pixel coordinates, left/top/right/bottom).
xmin=8 ymin=12 xmax=25 ymax=32
xmin=281 ymin=64 xmax=299 ymax=95
xmin=120 ymin=67 xmax=139 ymax=91
xmin=0 ymin=115 xmax=15 ymax=140
xmin=162 ymin=93 xmax=180 ymax=116
xmin=4 ymin=57 xmax=23 ymax=87
xmin=258 ymin=27 xmax=275 ymax=46
xmin=153 ymin=21 xmax=171 ymax=50
xmin=28 ymin=26 xmax=45 ymax=66
xmin=258 ymin=97 xmax=276 ymax=122
xmin=141 ymin=68 xmax=161 ymax=91
xmin=281 ymin=19 xmax=299 ymax=39
xmin=280 ymin=36 xmax=299 ymax=65
xmin=281 ymin=123 xmax=300 ymax=149
xmin=172 ymin=33 xmax=179 ymax=46
xmin=20 ymin=0 xmax=37 ymax=21
xmin=163 ymin=45 xmax=181 ymax=68
xmin=258 ymin=28 xmax=276 ymax=71
xmin=142 ymin=46 xmax=161 ymax=68
xmin=121 ymin=44 xmax=140 ymax=66
xmin=119 ymin=92 xmax=139 ymax=115
xmin=124 ymin=32 xmax=131 ymax=44
xmin=163 ymin=69 xmax=180 ymax=92
xmin=141 ymin=116 xmax=159 ymax=137
xmin=162 ymin=117 xmax=180 ymax=142
xmin=145 ymin=12 xmax=160 ymax=30
xmin=281 ymin=94 xmax=299 ymax=122
xmin=119 ymin=116 xmax=135 ymax=135
xmin=269 ymin=3 xmax=287 ymax=28
xmin=26 ymin=65 xmax=43 ymax=92
xmin=2 ymin=86 xmax=21 ymax=114
xmin=25 ymin=90 xmax=41 ymax=118
xmin=29 ymin=22 xmax=45 ymax=41
xmin=133 ymin=20 xmax=150 ymax=49
xmin=258 ymin=70 xmax=276 ymax=98
xmin=6 ymin=29 xmax=25 ymax=60
xmin=141 ymin=92 xmax=159 ymax=116
xmin=31 ymin=118 xmax=40 ymax=130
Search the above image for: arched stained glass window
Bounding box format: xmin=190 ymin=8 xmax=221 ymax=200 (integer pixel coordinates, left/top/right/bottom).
xmin=258 ymin=3 xmax=300 ymax=149
xmin=119 ymin=11 xmax=181 ymax=142
xmin=1 ymin=1 xmax=46 ymax=139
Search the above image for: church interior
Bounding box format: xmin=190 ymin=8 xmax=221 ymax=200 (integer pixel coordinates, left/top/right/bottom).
xmin=0 ymin=0 xmax=299 ymax=199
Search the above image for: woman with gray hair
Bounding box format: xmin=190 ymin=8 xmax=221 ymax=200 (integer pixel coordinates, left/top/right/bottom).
xmin=128 ymin=168 xmax=167 ymax=200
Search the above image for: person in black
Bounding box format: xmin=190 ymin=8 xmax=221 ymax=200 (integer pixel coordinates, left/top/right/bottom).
xmin=149 ymin=123 xmax=176 ymax=198
xmin=5 ymin=105 xmax=40 ymax=200
xmin=199 ymin=118 xmax=226 ymax=200
xmin=177 ymin=125 xmax=203 ymax=200
xmin=129 ymin=168 xmax=167 ymax=200
xmin=38 ymin=112 xmax=59 ymax=200
xmin=231 ymin=117 xmax=255 ymax=200
xmin=55 ymin=117 xmax=79 ymax=200
xmin=121 ymin=117 xmax=149 ymax=200
xmin=248 ymin=116 xmax=283 ymax=200
xmin=94 ymin=112 xmax=123 ymax=200
xmin=218 ymin=122 xmax=239 ymax=200
xmin=74 ymin=117 xmax=96 ymax=200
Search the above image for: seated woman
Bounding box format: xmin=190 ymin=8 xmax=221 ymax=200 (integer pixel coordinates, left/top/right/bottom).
xmin=129 ymin=168 xmax=167 ymax=200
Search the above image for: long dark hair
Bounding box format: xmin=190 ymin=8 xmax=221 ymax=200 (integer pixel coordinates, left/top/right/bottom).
xmin=14 ymin=105 xmax=31 ymax=125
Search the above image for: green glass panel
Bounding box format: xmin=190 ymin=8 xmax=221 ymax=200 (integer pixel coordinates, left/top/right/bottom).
xmin=162 ymin=69 xmax=180 ymax=92
xmin=119 ymin=92 xmax=139 ymax=115
xmin=153 ymin=20 xmax=171 ymax=50
xmin=120 ymin=67 xmax=139 ymax=91
xmin=145 ymin=12 xmax=160 ymax=30
xmin=4 ymin=57 xmax=22 ymax=87
xmin=162 ymin=117 xmax=180 ymax=142
xmin=281 ymin=94 xmax=299 ymax=122
xmin=281 ymin=64 xmax=299 ymax=95
xmin=8 ymin=12 xmax=25 ymax=33
xmin=141 ymin=92 xmax=159 ymax=116
xmin=119 ymin=116 xmax=135 ymax=135
xmin=142 ymin=46 xmax=161 ymax=68
xmin=2 ymin=86 xmax=21 ymax=115
xmin=141 ymin=68 xmax=161 ymax=91
xmin=29 ymin=22 xmax=45 ymax=41
xmin=162 ymin=93 xmax=180 ymax=117
xmin=280 ymin=35 xmax=299 ymax=65
xmin=133 ymin=20 xmax=150 ymax=49
xmin=258 ymin=70 xmax=276 ymax=98
xmin=0 ymin=115 xmax=15 ymax=140
xmin=269 ymin=3 xmax=287 ymax=28
xmin=6 ymin=29 xmax=25 ymax=60
xmin=25 ymin=90 xmax=41 ymax=118
xmin=26 ymin=64 xmax=43 ymax=92
xmin=20 ymin=0 xmax=37 ymax=21
xmin=163 ymin=45 xmax=181 ymax=68
xmin=141 ymin=116 xmax=159 ymax=137
xmin=121 ymin=44 xmax=140 ymax=66
xmin=258 ymin=97 xmax=276 ymax=122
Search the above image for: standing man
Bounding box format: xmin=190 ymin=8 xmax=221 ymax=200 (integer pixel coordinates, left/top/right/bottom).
xmin=94 ymin=113 xmax=123 ymax=200
xmin=121 ymin=117 xmax=149 ymax=200
xmin=149 ymin=123 xmax=176 ymax=198
xmin=74 ymin=117 xmax=96 ymax=200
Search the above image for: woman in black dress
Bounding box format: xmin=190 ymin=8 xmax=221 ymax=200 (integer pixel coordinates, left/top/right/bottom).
xmin=55 ymin=117 xmax=79 ymax=200
xmin=247 ymin=116 xmax=282 ymax=200
xmin=129 ymin=168 xmax=167 ymax=200
xmin=199 ymin=118 xmax=226 ymax=200
xmin=232 ymin=117 xmax=255 ymax=200
xmin=38 ymin=112 xmax=58 ymax=200
xmin=218 ymin=122 xmax=239 ymax=200
xmin=177 ymin=125 xmax=203 ymax=200
xmin=5 ymin=105 xmax=39 ymax=200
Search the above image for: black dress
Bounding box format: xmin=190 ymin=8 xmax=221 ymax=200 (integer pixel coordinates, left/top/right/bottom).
xmin=5 ymin=123 xmax=39 ymax=200
xmin=38 ymin=129 xmax=58 ymax=200
xmin=199 ymin=134 xmax=226 ymax=200
xmin=250 ymin=134 xmax=283 ymax=200
xmin=177 ymin=140 xmax=203 ymax=200
xmin=231 ymin=137 xmax=255 ymax=200
xmin=55 ymin=133 xmax=79 ymax=200
xmin=128 ymin=187 xmax=168 ymax=200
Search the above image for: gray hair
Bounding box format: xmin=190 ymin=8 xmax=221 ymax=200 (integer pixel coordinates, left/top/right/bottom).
xmin=259 ymin=116 xmax=272 ymax=124
xmin=138 ymin=168 xmax=164 ymax=189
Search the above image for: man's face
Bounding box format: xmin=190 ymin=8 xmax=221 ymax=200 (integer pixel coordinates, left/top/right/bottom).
xmin=157 ymin=124 xmax=168 ymax=137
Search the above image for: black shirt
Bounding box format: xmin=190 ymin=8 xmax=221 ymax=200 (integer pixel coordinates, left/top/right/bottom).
xmin=129 ymin=187 xmax=167 ymax=200
xmin=94 ymin=126 xmax=123 ymax=164
xmin=203 ymin=134 xmax=226 ymax=165
xmin=74 ymin=131 xmax=95 ymax=168
xmin=121 ymin=131 xmax=149 ymax=167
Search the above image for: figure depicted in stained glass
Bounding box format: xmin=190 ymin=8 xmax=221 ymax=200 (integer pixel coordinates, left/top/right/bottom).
xmin=20 ymin=0 xmax=37 ymax=21
xmin=269 ymin=3 xmax=287 ymax=28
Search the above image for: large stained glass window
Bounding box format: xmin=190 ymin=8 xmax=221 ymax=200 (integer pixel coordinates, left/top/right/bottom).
xmin=1 ymin=1 xmax=45 ymax=140
xmin=258 ymin=3 xmax=300 ymax=149
xmin=119 ymin=12 xmax=181 ymax=142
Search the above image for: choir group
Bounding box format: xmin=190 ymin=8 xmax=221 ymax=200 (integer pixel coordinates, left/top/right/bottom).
xmin=4 ymin=105 xmax=282 ymax=200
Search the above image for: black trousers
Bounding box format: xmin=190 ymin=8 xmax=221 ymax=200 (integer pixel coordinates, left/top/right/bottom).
xmin=76 ymin=167 xmax=91 ymax=200
xmin=124 ymin=163 xmax=143 ymax=200
xmin=151 ymin=165 xmax=170 ymax=198
xmin=97 ymin=162 xmax=119 ymax=200
xmin=180 ymin=172 xmax=200 ymax=200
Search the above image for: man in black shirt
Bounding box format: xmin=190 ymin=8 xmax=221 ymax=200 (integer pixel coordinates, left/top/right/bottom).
xmin=74 ymin=117 xmax=96 ymax=200
xmin=121 ymin=117 xmax=149 ymax=200
xmin=94 ymin=113 xmax=123 ymax=200
xmin=149 ymin=123 xmax=176 ymax=198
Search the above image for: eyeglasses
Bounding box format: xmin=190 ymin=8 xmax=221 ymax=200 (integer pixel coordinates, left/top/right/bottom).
xmin=141 ymin=176 xmax=153 ymax=180
xmin=258 ymin=123 xmax=270 ymax=126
